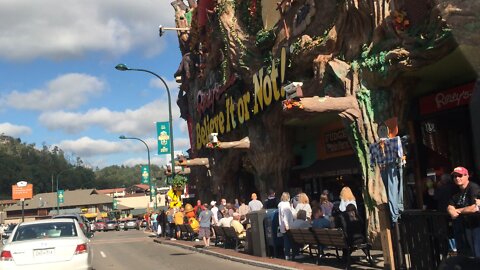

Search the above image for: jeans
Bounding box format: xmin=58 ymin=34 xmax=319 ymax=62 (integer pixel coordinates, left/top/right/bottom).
xmin=469 ymin=226 xmax=480 ymax=258
xmin=152 ymin=222 xmax=158 ymax=233
xmin=380 ymin=163 xmax=403 ymax=223
xmin=282 ymin=232 xmax=292 ymax=260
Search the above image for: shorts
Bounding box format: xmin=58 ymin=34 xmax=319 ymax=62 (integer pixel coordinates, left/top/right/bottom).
xmin=198 ymin=227 xmax=211 ymax=238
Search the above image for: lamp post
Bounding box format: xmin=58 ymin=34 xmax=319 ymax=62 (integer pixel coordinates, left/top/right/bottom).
xmin=56 ymin=167 xmax=76 ymax=215
xmin=115 ymin=64 xmax=176 ymax=180
xmin=119 ymin=135 xmax=155 ymax=209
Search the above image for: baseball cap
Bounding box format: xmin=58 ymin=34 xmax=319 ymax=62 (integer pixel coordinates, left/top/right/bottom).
xmin=210 ymin=200 xmax=216 ymax=206
xmin=451 ymin=167 xmax=468 ymax=176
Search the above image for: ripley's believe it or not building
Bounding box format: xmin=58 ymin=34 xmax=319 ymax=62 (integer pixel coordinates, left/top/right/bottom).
xmin=167 ymin=0 xmax=479 ymax=248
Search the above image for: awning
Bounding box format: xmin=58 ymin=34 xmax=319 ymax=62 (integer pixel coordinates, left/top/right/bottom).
xmin=297 ymin=155 xmax=360 ymax=179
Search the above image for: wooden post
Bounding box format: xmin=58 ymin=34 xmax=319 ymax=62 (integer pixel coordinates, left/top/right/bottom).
xmin=378 ymin=204 xmax=396 ymax=270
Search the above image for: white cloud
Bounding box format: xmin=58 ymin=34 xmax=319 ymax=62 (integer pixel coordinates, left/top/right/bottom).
xmin=4 ymin=73 xmax=105 ymax=111
xmin=0 ymin=0 xmax=174 ymax=61
xmin=38 ymin=99 xmax=180 ymax=136
xmin=0 ymin=122 xmax=32 ymax=137
xmin=56 ymin=137 xmax=127 ymax=157
xmin=123 ymin=156 xmax=168 ymax=168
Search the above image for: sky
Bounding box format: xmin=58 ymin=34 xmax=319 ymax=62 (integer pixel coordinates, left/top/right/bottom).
xmin=0 ymin=0 xmax=191 ymax=169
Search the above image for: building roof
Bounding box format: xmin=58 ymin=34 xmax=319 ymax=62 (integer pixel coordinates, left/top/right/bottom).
xmin=96 ymin=188 xmax=126 ymax=194
xmin=5 ymin=189 xmax=113 ymax=211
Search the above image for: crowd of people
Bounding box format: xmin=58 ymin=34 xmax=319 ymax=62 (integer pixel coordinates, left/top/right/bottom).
xmin=142 ymin=186 xmax=366 ymax=260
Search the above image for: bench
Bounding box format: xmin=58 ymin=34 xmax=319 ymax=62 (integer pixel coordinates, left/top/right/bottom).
xmin=222 ymin=226 xmax=245 ymax=251
xmin=178 ymin=224 xmax=196 ymax=241
xmin=312 ymin=228 xmax=373 ymax=269
xmin=212 ymin=225 xmax=226 ymax=247
xmin=287 ymin=228 xmax=321 ymax=262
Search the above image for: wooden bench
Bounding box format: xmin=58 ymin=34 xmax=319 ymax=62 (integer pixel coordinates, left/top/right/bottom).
xmin=178 ymin=224 xmax=196 ymax=241
xmin=311 ymin=228 xmax=373 ymax=269
xmin=287 ymin=228 xmax=321 ymax=262
xmin=222 ymin=226 xmax=245 ymax=251
xmin=212 ymin=225 xmax=226 ymax=247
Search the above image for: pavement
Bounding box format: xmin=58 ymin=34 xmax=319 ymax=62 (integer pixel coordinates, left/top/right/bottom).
xmin=151 ymin=234 xmax=385 ymax=270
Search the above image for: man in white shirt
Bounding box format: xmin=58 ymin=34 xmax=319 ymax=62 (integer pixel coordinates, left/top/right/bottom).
xmin=210 ymin=201 xmax=219 ymax=225
xmin=248 ymin=193 xmax=263 ymax=212
xmin=218 ymin=216 xmax=233 ymax=227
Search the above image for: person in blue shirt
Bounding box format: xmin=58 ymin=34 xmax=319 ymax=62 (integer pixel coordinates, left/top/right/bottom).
xmin=312 ymin=207 xmax=331 ymax=229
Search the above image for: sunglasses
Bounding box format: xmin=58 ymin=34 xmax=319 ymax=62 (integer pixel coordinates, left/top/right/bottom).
xmin=453 ymin=174 xmax=465 ymax=178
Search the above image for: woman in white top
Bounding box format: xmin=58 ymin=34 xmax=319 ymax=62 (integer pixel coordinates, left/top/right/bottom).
xmin=295 ymin=193 xmax=312 ymax=220
xmin=339 ymin=186 xmax=357 ymax=212
xmin=278 ymin=192 xmax=294 ymax=260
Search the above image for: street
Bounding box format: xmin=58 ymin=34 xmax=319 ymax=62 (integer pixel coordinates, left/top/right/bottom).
xmin=90 ymin=230 xmax=267 ymax=270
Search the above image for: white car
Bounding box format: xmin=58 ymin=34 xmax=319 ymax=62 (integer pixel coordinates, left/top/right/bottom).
xmin=0 ymin=218 xmax=93 ymax=270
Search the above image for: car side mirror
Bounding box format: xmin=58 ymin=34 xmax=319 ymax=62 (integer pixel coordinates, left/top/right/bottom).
xmin=86 ymin=231 xmax=94 ymax=238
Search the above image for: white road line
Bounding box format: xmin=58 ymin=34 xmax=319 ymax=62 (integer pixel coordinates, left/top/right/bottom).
xmin=100 ymin=251 xmax=106 ymax=258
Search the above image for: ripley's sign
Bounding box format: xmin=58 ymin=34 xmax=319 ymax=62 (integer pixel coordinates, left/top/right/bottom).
xmin=419 ymin=82 xmax=474 ymax=115
xmin=195 ymin=47 xmax=287 ymax=150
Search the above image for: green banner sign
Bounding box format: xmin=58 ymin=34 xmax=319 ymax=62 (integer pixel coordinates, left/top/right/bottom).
xmin=141 ymin=165 xmax=150 ymax=184
xmin=113 ymin=199 xmax=118 ymax=210
xmin=156 ymin=121 xmax=171 ymax=155
xmin=57 ymin=190 xmax=64 ymax=204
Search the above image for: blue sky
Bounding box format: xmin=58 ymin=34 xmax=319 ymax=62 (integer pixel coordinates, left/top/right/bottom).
xmin=0 ymin=0 xmax=190 ymax=168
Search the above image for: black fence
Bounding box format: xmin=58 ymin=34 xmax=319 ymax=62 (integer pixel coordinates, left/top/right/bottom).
xmin=399 ymin=210 xmax=450 ymax=270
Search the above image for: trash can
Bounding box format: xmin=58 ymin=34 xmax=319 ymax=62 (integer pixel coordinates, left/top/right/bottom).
xmin=247 ymin=209 xmax=267 ymax=257
xmin=245 ymin=227 xmax=253 ymax=254
xmin=263 ymin=209 xmax=283 ymax=258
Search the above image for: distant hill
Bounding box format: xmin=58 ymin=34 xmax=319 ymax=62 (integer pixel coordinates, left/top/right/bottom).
xmin=0 ymin=135 xmax=166 ymax=198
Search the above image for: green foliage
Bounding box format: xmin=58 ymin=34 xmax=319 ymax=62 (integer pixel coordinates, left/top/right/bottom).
xmin=290 ymin=35 xmax=325 ymax=57
xmin=237 ymin=0 xmax=263 ymax=35
xmin=171 ymin=174 xmax=188 ymax=188
xmin=255 ymin=28 xmax=276 ymax=52
xmin=360 ymin=46 xmax=389 ymax=76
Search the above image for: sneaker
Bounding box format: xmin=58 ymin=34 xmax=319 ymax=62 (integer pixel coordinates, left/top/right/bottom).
xmin=170 ymin=238 xmax=176 ymax=241
xmin=195 ymin=239 xmax=200 ymax=242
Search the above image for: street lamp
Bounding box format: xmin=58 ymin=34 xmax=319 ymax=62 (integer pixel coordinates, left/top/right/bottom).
xmin=115 ymin=64 xmax=176 ymax=180
xmin=56 ymin=167 xmax=76 ymax=214
xmin=119 ymin=135 xmax=155 ymax=209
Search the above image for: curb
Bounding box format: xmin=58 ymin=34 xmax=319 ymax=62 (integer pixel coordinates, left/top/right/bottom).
xmin=153 ymin=239 xmax=297 ymax=270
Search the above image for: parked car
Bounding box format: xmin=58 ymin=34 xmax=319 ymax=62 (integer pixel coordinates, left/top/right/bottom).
xmin=0 ymin=218 xmax=93 ymax=270
xmin=94 ymin=220 xmax=106 ymax=232
xmin=139 ymin=219 xmax=148 ymax=229
xmin=123 ymin=219 xmax=139 ymax=231
xmin=1 ymin=224 xmax=17 ymax=243
xmin=52 ymin=214 xmax=93 ymax=238
xmin=117 ymin=220 xmax=125 ymax=230
xmin=104 ymin=221 xmax=119 ymax=231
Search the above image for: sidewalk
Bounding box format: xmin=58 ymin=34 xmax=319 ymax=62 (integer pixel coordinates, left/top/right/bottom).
xmin=152 ymin=236 xmax=385 ymax=270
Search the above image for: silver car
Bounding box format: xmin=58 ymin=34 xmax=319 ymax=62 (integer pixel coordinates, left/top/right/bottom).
xmin=0 ymin=218 xmax=93 ymax=270
xmin=123 ymin=219 xmax=139 ymax=231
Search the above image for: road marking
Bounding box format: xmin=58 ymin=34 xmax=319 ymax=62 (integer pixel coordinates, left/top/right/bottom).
xmin=100 ymin=251 xmax=106 ymax=258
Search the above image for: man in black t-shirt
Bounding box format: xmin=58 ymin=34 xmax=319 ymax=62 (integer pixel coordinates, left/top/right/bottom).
xmin=447 ymin=166 xmax=480 ymax=258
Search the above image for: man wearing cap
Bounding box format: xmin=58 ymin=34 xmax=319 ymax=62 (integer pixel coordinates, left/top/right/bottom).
xmin=447 ymin=166 xmax=480 ymax=257
xmin=210 ymin=201 xmax=219 ymax=226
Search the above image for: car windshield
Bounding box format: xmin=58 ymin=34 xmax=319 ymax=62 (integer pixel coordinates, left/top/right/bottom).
xmin=13 ymin=222 xmax=78 ymax=241
xmin=107 ymin=221 xmax=116 ymax=224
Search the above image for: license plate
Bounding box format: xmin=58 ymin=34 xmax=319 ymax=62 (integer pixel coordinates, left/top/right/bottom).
xmin=34 ymin=248 xmax=55 ymax=257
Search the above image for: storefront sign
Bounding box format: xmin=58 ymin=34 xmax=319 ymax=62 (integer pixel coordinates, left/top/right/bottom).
xmin=317 ymin=121 xmax=353 ymax=159
xmin=196 ymin=75 xmax=237 ymax=114
xmin=195 ymin=47 xmax=287 ymax=149
xmin=419 ymin=82 xmax=474 ymax=115
xmin=324 ymin=129 xmax=351 ymax=153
